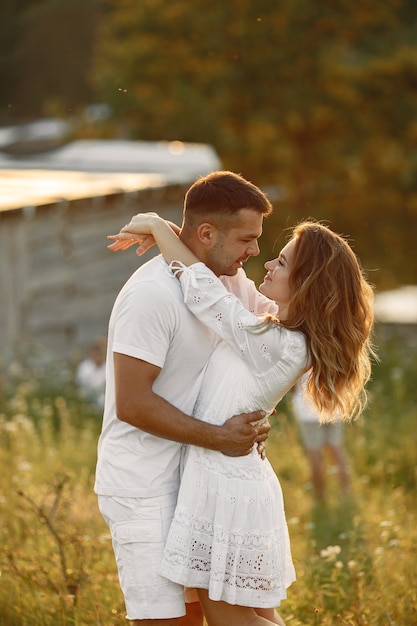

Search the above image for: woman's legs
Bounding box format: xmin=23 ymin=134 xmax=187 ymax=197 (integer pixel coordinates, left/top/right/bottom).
xmin=197 ymin=590 xmax=284 ymax=626
xmin=255 ymin=608 xmax=286 ymax=625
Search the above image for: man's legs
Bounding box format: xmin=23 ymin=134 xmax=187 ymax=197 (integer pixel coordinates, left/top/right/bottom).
xmin=132 ymin=602 xmax=203 ymax=626
xmin=184 ymin=600 xmax=205 ymax=626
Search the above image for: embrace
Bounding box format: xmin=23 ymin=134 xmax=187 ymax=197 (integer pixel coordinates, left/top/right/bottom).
xmin=95 ymin=171 xmax=375 ymax=626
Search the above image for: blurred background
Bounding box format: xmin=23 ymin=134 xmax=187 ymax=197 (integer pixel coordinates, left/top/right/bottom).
xmin=2 ymin=0 xmax=417 ymax=277
xmin=0 ymin=3 xmax=416 ymax=624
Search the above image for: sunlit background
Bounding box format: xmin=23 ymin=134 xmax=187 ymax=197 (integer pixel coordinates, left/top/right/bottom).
xmin=2 ymin=1 xmax=417 ymax=280
xmin=0 ymin=3 xmax=416 ymax=624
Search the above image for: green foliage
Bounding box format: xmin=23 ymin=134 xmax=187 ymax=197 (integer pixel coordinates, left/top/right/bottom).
xmin=0 ymin=361 xmax=125 ymax=625
xmin=0 ymin=328 xmax=416 ymax=624
xmin=92 ymin=0 xmax=417 ymax=289
xmin=267 ymin=325 xmax=417 ymax=624
xmin=0 ymin=0 xmax=99 ymax=121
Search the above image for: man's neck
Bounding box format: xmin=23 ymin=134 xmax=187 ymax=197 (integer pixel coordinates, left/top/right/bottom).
xmin=179 ymin=231 xmax=206 ymax=264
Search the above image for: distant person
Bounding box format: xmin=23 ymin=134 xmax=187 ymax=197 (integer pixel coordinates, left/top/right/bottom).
xmin=111 ymin=212 xmax=375 ymax=626
xmin=292 ymin=371 xmax=350 ymax=502
xmin=76 ymin=336 xmax=107 ymax=408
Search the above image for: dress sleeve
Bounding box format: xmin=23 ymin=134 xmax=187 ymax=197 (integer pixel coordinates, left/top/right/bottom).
xmin=171 ymin=261 xmax=305 ymax=375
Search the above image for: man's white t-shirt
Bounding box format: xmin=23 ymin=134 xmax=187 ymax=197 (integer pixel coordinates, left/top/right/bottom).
xmin=94 ymin=255 xmax=278 ymax=498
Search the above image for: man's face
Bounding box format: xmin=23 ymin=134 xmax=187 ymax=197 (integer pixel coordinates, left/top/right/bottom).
xmin=205 ymin=208 xmax=263 ymax=276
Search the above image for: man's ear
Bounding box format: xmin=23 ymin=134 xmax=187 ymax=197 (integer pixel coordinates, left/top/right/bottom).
xmin=196 ymin=222 xmax=217 ymax=246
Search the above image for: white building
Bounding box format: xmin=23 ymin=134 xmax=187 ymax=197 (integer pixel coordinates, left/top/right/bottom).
xmin=0 ymin=138 xmax=221 ymax=362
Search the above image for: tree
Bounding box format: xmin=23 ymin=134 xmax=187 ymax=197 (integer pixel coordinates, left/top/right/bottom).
xmin=92 ymin=0 xmax=417 ymax=288
xmin=0 ymin=0 xmax=99 ymax=122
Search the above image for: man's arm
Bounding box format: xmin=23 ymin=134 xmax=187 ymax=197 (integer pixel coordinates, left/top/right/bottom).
xmin=114 ymin=353 xmax=269 ymax=457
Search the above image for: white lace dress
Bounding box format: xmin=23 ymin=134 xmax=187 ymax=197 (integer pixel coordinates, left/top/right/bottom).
xmin=159 ymin=263 xmax=309 ymax=608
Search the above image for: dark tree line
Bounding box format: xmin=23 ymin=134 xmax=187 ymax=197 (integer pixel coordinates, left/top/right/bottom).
xmin=0 ymin=0 xmax=98 ymax=122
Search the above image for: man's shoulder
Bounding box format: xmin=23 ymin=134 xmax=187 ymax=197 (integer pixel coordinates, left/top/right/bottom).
xmin=130 ymin=254 xmax=165 ymax=279
xmin=124 ymin=256 xmax=173 ymax=289
xmin=116 ymin=255 xmax=180 ymax=306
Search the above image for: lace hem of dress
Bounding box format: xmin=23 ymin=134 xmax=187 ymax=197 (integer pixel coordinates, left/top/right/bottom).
xmin=161 ymin=505 xmax=289 ymax=594
xmin=162 ymin=548 xmax=285 ymax=592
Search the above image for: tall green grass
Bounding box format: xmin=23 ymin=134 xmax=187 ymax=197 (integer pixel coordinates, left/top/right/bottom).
xmin=0 ymin=326 xmax=416 ymax=625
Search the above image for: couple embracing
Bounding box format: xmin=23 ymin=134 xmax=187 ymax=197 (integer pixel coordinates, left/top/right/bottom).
xmin=94 ymin=171 xmax=374 ymax=626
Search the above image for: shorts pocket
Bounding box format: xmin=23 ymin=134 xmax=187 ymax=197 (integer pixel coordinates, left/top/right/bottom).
xmin=113 ymin=516 xmax=164 ymax=588
xmin=114 ymin=518 xmax=162 ymax=544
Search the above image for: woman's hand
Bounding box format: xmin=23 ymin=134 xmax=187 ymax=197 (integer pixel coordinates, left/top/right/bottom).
xmin=107 ymin=211 xmax=197 ymax=267
xmin=107 ymin=231 xmax=156 ymax=256
xmin=121 ymin=212 xmax=164 ymax=235
xmin=107 ymin=213 xmax=180 ymax=256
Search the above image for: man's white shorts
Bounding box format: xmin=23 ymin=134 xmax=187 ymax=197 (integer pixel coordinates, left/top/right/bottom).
xmin=98 ymin=492 xmax=186 ymax=620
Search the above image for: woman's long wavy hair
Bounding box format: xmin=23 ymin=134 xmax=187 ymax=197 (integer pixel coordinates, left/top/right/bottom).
xmin=279 ymin=220 xmax=376 ymax=422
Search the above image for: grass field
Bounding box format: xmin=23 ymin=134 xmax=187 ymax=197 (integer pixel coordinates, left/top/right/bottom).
xmin=0 ymin=326 xmax=416 ymax=625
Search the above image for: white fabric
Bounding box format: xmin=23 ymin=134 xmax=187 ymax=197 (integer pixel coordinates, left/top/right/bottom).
xmin=98 ymin=492 xmax=186 ymax=620
xmin=292 ymin=372 xmax=320 ymax=423
xmin=292 ymin=372 xmax=343 ymax=449
xmin=76 ymin=359 xmax=106 ymax=407
xmin=95 ymin=255 xmax=212 ymax=498
xmin=160 ymin=262 xmax=309 ymax=608
xmin=94 ymin=257 xmax=277 ymax=499
xmin=292 ymin=371 xmax=342 ymax=424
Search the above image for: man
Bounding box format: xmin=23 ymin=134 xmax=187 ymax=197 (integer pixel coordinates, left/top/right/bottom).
xmin=95 ymin=171 xmax=277 ymax=625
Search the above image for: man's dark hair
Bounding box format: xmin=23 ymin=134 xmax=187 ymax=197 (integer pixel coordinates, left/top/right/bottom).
xmin=183 ymin=171 xmax=273 ymax=229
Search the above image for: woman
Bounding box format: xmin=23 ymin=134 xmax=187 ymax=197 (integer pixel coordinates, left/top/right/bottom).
xmin=108 ymin=215 xmax=375 ymax=626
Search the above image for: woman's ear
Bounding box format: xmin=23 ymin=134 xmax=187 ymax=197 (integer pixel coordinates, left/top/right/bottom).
xmin=196 ymin=222 xmax=217 ymax=246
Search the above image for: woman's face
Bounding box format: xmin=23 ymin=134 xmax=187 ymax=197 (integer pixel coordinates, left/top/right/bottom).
xmin=259 ymin=237 xmax=297 ymax=320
